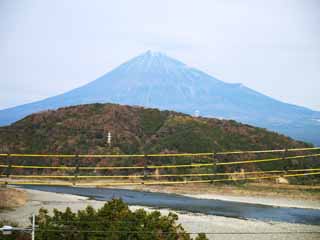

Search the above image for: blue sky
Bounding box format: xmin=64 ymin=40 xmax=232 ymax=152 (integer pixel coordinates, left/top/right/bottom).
xmin=1 ymin=0 xmax=319 ymax=110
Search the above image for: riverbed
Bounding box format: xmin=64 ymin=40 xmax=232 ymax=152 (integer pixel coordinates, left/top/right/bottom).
xmin=18 ymin=185 xmax=320 ymax=225
xmin=1 ymin=186 xmax=320 ymax=240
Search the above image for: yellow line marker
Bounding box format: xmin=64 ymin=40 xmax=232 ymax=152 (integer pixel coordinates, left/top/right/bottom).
xmin=0 ymin=153 xmax=319 ymax=170
xmin=0 ymin=147 xmax=319 ymax=158
xmin=1 ymin=171 xmax=320 ymax=186
xmin=1 ymin=168 xmax=320 ymax=179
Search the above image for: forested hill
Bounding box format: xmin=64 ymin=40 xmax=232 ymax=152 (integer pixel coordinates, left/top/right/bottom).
xmin=0 ymin=103 xmax=310 ymax=155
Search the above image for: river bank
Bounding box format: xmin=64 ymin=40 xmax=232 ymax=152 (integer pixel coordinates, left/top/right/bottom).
xmin=0 ymin=187 xmax=320 ymax=240
xmin=116 ymin=183 xmax=320 ymax=209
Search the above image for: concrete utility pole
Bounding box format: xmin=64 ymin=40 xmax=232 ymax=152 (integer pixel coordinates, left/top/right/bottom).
xmin=32 ymin=213 xmax=35 ymax=240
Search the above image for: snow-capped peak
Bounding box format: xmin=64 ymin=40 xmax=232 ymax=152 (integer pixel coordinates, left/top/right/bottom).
xmin=146 ymin=50 xmax=165 ymax=57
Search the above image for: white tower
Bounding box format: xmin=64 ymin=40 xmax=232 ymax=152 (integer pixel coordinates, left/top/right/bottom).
xmin=107 ymin=132 xmax=112 ymax=146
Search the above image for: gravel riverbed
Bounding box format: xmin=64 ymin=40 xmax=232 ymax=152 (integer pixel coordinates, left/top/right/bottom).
xmin=0 ymin=188 xmax=319 ymax=240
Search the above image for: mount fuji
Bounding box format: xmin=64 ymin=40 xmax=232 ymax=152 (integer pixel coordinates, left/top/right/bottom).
xmin=1 ymin=51 xmax=320 ymax=145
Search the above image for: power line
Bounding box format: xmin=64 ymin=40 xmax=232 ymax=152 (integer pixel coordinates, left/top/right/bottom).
xmin=2 ymin=171 xmax=320 ymax=186
xmin=2 ymin=168 xmax=320 ymax=179
xmin=1 ymin=153 xmax=319 ymax=170
xmin=0 ymin=147 xmax=319 ymax=158
xmin=33 ymin=229 xmax=320 ymax=235
xmin=1 ymin=148 xmax=319 ymax=186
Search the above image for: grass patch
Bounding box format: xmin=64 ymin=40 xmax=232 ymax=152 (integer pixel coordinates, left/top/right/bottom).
xmin=0 ymin=187 xmax=27 ymax=210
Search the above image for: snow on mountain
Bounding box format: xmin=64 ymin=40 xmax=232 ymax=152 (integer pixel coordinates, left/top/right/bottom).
xmin=1 ymin=50 xmax=320 ymax=145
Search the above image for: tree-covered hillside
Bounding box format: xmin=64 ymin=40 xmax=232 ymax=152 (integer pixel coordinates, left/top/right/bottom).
xmin=0 ymin=103 xmax=310 ymax=154
xmin=0 ymin=103 xmax=317 ymax=180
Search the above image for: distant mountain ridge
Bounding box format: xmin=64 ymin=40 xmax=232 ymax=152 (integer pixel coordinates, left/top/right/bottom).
xmin=1 ymin=50 xmax=320 ymax=145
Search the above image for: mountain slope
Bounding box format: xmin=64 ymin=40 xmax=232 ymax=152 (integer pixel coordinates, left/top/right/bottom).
xmin=1 ymin=51 xmax=319 ymax=145
xmin=0 ymin=103 xmax=310 ymax=154
xmin=1 ymin=104 xmax=318 ymax=180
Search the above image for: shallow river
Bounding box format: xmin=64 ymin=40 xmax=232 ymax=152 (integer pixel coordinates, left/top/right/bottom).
xmin=21 ymin=185 xmax=320 ymax=225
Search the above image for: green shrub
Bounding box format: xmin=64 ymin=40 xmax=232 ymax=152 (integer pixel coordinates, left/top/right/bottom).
xmin=34 ymin=199 xmax=208 ymax=240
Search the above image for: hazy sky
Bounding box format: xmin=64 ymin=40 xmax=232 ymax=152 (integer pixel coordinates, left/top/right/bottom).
xmin=1 ymin=0 xmax=319 ymax=110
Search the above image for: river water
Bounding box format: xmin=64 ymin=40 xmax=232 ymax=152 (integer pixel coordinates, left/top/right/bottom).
xmin=21 ymin=185 xmax=320 ymax=225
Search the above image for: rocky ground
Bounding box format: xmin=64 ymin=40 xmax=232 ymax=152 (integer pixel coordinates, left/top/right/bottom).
xmin=0 ymin=186 xmax=319 ymax=240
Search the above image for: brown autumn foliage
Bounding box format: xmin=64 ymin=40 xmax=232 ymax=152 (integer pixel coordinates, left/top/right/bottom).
xmin=0 ymin=103 xmax=317 ymax=182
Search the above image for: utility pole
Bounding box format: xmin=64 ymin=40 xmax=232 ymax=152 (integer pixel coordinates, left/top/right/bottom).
xmin=32 ymin=213 xmax=35 ymax=240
